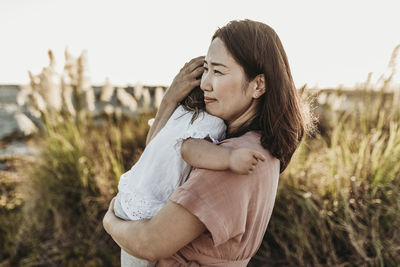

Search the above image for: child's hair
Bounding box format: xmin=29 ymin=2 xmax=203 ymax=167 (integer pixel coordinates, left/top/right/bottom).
xmin=180 ymin=85 xmax=206 ymax=124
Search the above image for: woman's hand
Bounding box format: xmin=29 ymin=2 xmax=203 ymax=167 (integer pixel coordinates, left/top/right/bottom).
xmin=229 ymin=148 xmax=266 ymax=175
xmin=103 ymin=196 xmax=117 ymax=235
xmin=163 ymin=56 xmax=205 ymax=106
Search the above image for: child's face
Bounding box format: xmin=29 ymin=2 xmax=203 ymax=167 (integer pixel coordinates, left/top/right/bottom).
xmin=200 ymin=38 xmax=255 ymax=124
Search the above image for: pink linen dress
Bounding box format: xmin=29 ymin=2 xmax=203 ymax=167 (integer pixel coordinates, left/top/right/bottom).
xmin=157 ymin=131 xmax=280 ymax=267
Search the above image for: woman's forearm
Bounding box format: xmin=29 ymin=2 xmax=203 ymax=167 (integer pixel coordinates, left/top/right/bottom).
xmin=146 ymin=99 xmax=178 ymax=145
xmin=103 ymin=197 xmax=206 ymax=262
xmin=181 ymin=138 xmax=232 ymax=170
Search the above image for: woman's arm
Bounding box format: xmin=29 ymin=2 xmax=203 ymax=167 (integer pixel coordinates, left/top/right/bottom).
xmin=181 ymin=138 xmax=266 ymax=174
xmin=146 ymin=56 xmax=205 ymax=145
xmin=103 ymin=197 xmax=206 ymax=262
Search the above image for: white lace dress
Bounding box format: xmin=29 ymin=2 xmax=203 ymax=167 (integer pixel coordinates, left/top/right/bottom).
xmin=114 ymin=105 xmax=226 ymax=267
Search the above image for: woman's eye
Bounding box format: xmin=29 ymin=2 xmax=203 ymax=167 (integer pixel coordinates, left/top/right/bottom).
xmin=203 ymin=67 xmax=222 ymax=75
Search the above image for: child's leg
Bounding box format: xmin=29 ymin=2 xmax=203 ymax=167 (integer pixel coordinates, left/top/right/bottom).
xmin=113 ymin=193 xmax=131 ymax=220
xmin=121 ymin=248 xmax=156 ymax=267
xmin=114 ymin=193 xmax=156 ymax=266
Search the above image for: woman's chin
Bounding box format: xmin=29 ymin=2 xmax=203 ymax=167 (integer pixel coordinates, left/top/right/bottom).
xmin=205 ymin=105 xmax=224 ymax=120
xmin=205 ymin=105 xmax=214 ymax=115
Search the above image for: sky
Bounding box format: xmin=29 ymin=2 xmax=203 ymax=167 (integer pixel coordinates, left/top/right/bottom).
xmin=0 ymin=0 xmax=399 ymax=89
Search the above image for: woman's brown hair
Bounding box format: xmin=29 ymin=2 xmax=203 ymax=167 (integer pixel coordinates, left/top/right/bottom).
xmin=213 ymin=19 xmax=313 ymax=173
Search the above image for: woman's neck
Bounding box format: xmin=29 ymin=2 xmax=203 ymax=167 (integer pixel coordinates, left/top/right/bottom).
xmin=227 ymin=100 xmax=259 ymax=136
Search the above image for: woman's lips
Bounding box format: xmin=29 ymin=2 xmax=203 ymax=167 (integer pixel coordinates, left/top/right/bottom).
xmin=204 ymin=96 xmax=217 ymax=104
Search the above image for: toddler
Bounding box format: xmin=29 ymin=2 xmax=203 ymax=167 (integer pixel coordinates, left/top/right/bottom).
xmin=114 ymin=87 xmax=265 ymax=266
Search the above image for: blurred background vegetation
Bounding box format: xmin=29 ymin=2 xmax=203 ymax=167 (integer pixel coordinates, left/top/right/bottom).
xmin=1 ymin=46 xmax=399 ymax=266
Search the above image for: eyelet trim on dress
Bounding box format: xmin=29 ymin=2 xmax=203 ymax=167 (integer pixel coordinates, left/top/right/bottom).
xmin=119 ymin=191 xmax=159 ymax=220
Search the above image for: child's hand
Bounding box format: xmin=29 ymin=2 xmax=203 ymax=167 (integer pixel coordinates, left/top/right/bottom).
xmin=229 ymin=148 xmax=266 ymax=175
xmin=164 ymin=56 xmax=205 ymax=105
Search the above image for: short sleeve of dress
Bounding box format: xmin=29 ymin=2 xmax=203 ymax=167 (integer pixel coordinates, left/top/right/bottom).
xmin=173 ymin=111 xmax=226 ymax=154
xmin=168 ymin=144 xmax=253 ymax=246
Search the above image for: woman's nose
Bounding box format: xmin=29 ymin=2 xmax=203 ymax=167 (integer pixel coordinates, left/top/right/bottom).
xmin=200 ymin=72 xmax=212 ymax=92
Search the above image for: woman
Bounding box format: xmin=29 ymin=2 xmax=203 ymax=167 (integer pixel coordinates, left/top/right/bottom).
xmin=103 ymin=19 xmax=311 ymax=266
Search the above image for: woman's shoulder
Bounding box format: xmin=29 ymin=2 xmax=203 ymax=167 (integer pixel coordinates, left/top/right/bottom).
xmin=219 ymin=131 xmax=261 ymax=148
xmin=220 ymin=131 xmax=279 ymax=166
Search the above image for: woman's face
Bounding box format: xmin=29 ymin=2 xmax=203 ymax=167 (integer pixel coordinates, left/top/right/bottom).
xmin=200 ymin=38 xmax=256 ymax=125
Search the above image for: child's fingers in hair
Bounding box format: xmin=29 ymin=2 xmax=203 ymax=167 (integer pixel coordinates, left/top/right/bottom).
xmin=190 ymin=65 xmax=205 ymax=79
xmin=252 ymin=151 xmax=266 ymax=162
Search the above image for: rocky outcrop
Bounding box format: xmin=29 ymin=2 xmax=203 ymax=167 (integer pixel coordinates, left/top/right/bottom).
xmin=0 ymin=83 xmax=167 ymax=141
xmin=0 ymin=102 xmax=38 ymax=141
xmin=0 ymin=48 xmax=169 ymax=142
xmin=0 ymin=140 xmax=39 ymax=159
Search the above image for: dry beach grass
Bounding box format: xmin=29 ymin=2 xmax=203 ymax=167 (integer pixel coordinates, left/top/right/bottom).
xmin=1 ymin=47 xmax=400 ymax=266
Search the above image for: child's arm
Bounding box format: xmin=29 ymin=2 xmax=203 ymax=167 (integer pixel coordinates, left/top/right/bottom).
xmin=181 ymin=138 xmax=266 ymax=175
xmin=146 ymin=100 xmax=177 ymax=145
xmin=146 ymin=56 xmax=204 ymax=145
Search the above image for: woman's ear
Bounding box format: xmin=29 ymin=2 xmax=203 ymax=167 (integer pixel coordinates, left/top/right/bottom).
xmin=253 ymin=74 xmax=266 ymax=99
